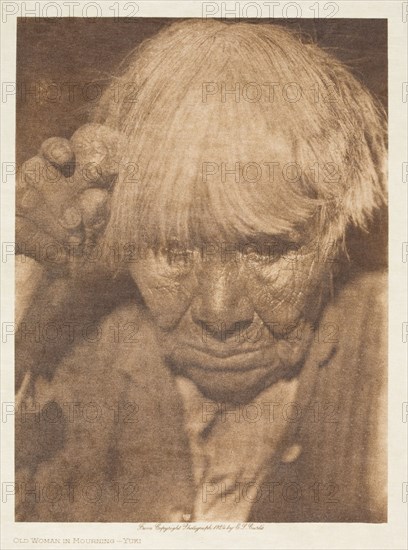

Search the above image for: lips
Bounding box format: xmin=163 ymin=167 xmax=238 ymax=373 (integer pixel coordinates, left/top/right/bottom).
xmin=160 ymin=318 xmax=311 ymax=402
xmin=169 ymin=341 xmax=278 ymax=371
xmin=167 ymin=348 xmax=283 ymax=404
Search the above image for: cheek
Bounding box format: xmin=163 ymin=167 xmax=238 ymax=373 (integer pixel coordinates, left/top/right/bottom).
xmin=129 ymin=263 xmax=197 ymax=330
xmin=245 ymin=258 xmax=326 ymax=327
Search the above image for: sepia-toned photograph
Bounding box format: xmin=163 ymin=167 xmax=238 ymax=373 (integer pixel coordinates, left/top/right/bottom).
xmin=14 ymin=16 xmax=387 ymax=524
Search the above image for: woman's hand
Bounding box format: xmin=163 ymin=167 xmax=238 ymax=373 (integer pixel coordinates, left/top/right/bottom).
xmin=15 ymin=123 xmax=122 ymax=332
xmin=15 ymin=124 xmax=129 ymax=395
xmin=16 ymin=123 xmax=121 ymax=274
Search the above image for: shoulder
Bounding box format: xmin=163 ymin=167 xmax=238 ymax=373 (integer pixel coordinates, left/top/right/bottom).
xmin=320 ymin=269 xmax=387 ymax=350
xmin=305 ymin=270 xmax=387 ymax=521
xmin=317 ymin=268 xmax=387 ymax=383
xmin=331 ymin=269 xmax=386 ymax=316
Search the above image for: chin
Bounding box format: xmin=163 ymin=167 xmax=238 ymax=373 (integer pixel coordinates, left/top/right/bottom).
xmin=167 ymin=354 xmax=300 ymax=405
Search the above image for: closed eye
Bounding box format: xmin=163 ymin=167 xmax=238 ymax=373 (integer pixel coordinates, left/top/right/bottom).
xmin=242 ymin=241 xmax=301 ymax=264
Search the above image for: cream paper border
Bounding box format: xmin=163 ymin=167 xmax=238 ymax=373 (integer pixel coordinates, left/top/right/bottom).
xmin=1 ymin=1 xmax=407 ymax=548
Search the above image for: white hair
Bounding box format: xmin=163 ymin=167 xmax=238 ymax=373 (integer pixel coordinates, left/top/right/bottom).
xmin=93 ymin=19 xmax=387 ymax=263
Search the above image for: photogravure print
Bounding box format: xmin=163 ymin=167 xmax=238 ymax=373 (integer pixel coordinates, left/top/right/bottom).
xmin=2 ymin=2 xmax=406 ymax=549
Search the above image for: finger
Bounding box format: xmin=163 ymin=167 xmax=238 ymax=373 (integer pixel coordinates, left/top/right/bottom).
xmin=59 ymin=206 xmax=84 ymax=247
xmin=15 ymin=156 xmax=53 ymax=205
xmin=17 ymin=156 xmax=84 ymax=240
xmin=17 ymin=156 xmax=86 ymax=248
xmin=16 ymin=216 xmax=69 ymax=266
xmin=40 ymin=137 xmax=74 ymax=168
xmin=16 ymin=186 xmax=42 ymax=216
xmin=69 ymin=123 xmax=122 ymax=193
xmin=17 ymin=182 xmax=82 ymax=245
xmin=77 ymin=188 xmax=109 ymax=232
xmin=18 ymin=156 xmax=73 ymax=205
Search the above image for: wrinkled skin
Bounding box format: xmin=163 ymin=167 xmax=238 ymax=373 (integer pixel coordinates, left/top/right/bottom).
xmin=129 ymin=239 xmax=332 ymax=403
xmin=16 ymin=128 xmax=334 ymax=404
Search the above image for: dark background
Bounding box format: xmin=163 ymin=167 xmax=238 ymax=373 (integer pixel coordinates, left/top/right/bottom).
xmin=16 ymin=18 xmax=388 ymax=269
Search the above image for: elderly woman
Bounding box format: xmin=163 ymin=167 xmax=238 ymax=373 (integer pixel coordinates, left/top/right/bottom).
xmin=15 ymin=19 xmax=387 ymax=522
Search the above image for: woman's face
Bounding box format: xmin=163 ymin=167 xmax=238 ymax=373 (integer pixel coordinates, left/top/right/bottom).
xmin=129 ymin=236 xmax=333 ymax=403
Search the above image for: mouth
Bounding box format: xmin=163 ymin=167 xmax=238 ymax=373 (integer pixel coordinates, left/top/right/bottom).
xmin=175 ymin=342 xmax=277 ymax=371
xmin=168 ymin=348 xmax=283 ymax=404
xmin=166 ymin=341 xmax=282 ymax=402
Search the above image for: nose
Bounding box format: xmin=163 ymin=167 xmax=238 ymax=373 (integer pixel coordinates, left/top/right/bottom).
xmin=191 ymin=265 xmax=254 ymax=341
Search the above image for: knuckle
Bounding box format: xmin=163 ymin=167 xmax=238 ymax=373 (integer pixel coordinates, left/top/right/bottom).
xmin=19 ymin=155 xmax=64 ymax=188
xmin=70 ymin=123 xmax=121 ymax=187
xmin=40 ymin=137 xmax=73 ymax=167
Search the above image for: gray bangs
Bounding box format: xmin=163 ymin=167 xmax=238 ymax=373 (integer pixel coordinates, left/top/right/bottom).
xmin=95 ymin=19 xmax=386 ymax=260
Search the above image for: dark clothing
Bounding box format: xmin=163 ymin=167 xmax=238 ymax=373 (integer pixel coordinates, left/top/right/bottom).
xmin=15 ymin=270 xmax=387 ymax=522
